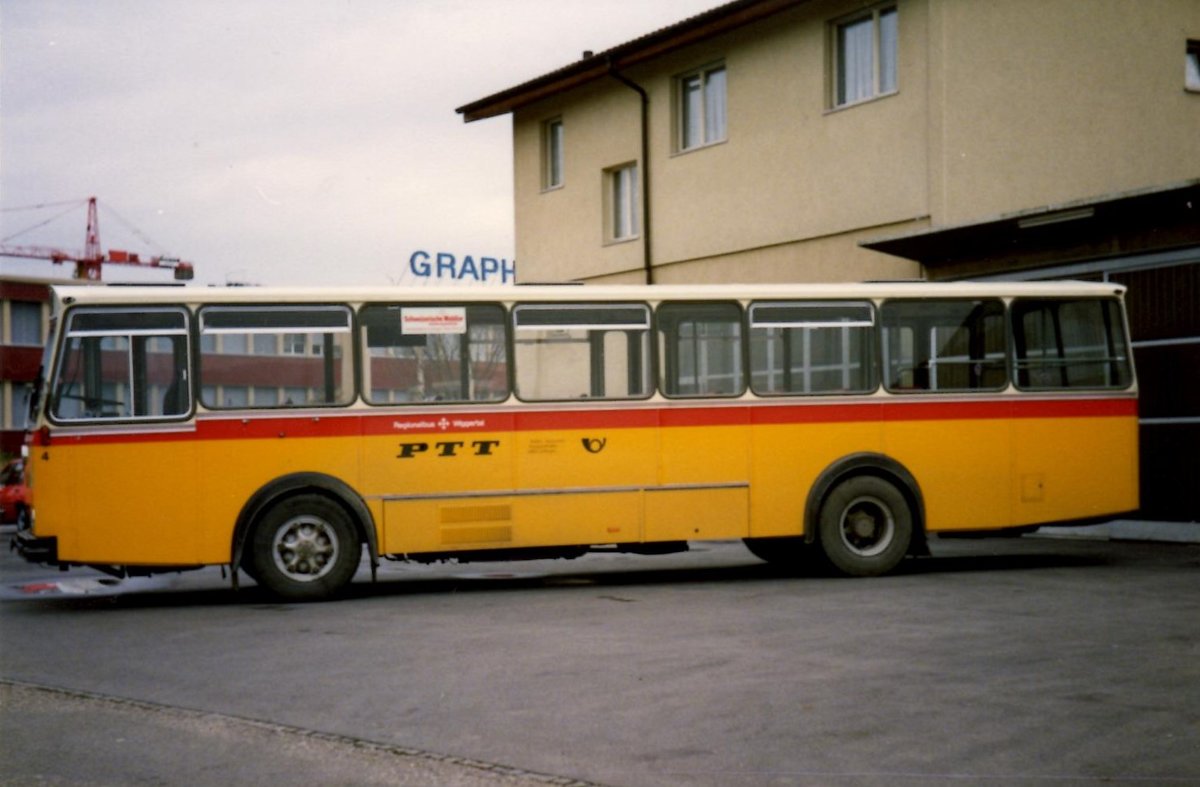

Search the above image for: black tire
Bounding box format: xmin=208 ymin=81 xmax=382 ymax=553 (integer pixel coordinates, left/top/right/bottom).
xmin=249 ymin=495 xmax=361 ymax=601
xmin=817 ymin=476 xmax=913 ymax=577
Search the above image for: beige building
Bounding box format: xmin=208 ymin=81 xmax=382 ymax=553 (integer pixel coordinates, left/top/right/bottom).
xmin=459 ymin=0 xmax=1200 ymax=521
xmin=459 ymin=0 xmax=1198 ymax=287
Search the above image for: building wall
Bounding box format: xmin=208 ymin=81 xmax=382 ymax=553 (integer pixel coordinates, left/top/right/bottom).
xmin=0 ymin=280 xmax=51 ymax=458
xmin=514 ymin=79 xmax=646 ymax=281
xmin=932 ymin=0 xmax=1200 ymax=225
xmin=515 ymin=0 xmax=932 ymax=283
xmin=649 ymin=0 xmax=930 ymax=276
xmin=511 ymin=0 xmax=1199 ymax=284
xmin=621 ymin=221 xmax=927 ymax=284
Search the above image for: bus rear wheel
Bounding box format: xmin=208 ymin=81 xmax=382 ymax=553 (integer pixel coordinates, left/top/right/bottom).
xmin=249 ymin=495 xmax=361 ymax=601
xmin=818 ymin=476 xmax=912 ymax=577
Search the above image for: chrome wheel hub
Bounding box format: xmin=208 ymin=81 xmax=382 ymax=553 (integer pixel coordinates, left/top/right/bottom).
xmin=272 ymin=516 xmax=339 ymax=582
xmin=839 ymin=496 xmax=895 ymax=557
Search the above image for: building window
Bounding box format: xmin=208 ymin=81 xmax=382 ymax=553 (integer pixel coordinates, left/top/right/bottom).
xmin=606 ymin=163 xmax=640 ymax=242
xmin=252 ymin=333 xmax=277 ymax=355
xmin=12 ymin=381 xmax=33 ymax=430
xmin=678 ymin=63 xmax=727 ymax=151
xmin=9 ymin=301 xmax=43 ymax=346
xmin=222 ymin=386 xmax=249 ymax=408
xmin=283 ymin=333 xmax=307 ymax=355
xmin=543 ymin=118 xmax=564 ymax=189
xmin=832 ymin=5 xmax=897 ymax=108
xmin=1188 ymin=41 xmax=1200 ymax=92
xmin=252 ymin=387 xmax=279 ymax=406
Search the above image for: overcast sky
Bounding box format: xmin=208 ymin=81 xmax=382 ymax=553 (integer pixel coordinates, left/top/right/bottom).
xmin=1 ymin=0 xmax=719 ymax=286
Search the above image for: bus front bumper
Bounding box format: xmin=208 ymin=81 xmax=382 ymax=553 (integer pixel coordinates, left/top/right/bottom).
xmin=11 ymin=524 xmax=58 ymax=566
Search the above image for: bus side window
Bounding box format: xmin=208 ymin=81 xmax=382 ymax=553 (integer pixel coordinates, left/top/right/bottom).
xmin=360 ymin=304 xmax=508 ymax=404
xmin=158 ymin=335 xmax=189 ymax=415
xmin=1011 ymin=299 xmax=1132 ymax=390
xmin=657 ymin=303 xmax=744 ymax=398
xmin=513 ymin=304 xmax=651 ymax=401
xmin=51 ymin=308 xmax=191 ymax=422
xmin=748 ymin=301 xmax=876 ymax=395
xmin=881 ymin=299 xmax=1007 ymax=393
xmin=197 ymin=305 xmax=354 ymax=409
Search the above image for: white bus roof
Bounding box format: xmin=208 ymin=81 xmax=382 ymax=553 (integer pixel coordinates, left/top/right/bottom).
xmin=51 ymin=280 xmax=1125 ymax=307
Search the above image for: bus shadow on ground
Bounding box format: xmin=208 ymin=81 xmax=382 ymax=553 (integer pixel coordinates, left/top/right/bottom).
xmin=1 ymin=538 xmax=1114 ymax=611
xmin=345 ymin=551 xmax=1109 ymax=602
xmin=906 ymin=544 xmax=1110 ymax=575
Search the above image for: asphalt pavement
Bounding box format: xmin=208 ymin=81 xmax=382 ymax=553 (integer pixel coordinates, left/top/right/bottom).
xmin=1 ymin=680 xmax=589 ymax=787
xmin=2 ymin=520 xmax=1200 ymax=782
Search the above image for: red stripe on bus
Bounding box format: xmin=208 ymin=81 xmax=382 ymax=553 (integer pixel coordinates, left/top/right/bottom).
xmin=37 ymin=396 xmax=1136 ymax=446
xmin=752 ymin=396 xmax=1136 ymax=425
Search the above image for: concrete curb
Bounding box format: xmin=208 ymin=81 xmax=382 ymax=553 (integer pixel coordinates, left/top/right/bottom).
xmin=1033 ymin=519 xmax=1200 ymax=544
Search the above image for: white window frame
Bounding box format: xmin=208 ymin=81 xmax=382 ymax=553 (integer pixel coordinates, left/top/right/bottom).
xmin=543 ymin=117 xmax=564 ymax=190
xmin=830 ymin=4 xmax=898 ymax=109
xmin=605 ymin=163 xmax=640 ymax=243
xmin=676 ymin=62 xmax=727 ymax=152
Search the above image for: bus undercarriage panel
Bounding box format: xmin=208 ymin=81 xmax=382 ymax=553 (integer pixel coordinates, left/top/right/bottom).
xmin=380 ymin=483 xmax=749 ymax=554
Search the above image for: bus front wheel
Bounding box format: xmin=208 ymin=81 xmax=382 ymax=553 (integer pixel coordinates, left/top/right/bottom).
xmin=249 ymin=495 xmax=361 ymax=601
xmin=818 ymin=476 xmax=912 ymax=577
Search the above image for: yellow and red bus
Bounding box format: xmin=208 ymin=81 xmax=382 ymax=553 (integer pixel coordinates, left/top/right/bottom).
xmin=14 ymin=282 xmax=1138 ymax=599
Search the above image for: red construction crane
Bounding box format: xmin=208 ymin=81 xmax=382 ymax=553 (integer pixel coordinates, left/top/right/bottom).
xmin=0 ymin=196 xmax=194 ymax=281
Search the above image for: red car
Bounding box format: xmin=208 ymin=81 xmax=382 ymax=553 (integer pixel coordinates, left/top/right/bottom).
xmin=1 ymin=458 xmax=28 ymax=525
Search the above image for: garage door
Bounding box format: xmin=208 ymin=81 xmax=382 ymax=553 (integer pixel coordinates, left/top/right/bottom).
xmin=1111 ymin=262 xmax=1199 ymax=522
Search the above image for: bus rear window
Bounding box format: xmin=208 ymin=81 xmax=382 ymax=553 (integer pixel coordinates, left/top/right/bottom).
xmin=361 ymin=304 xmax=508 ymax=404
xmin=1012 ymin=299 xmax=1132 ymax=390
xmin=51 ymin=307 xmax=191 ymax=422
xmin=198 ymin=305 xmax=353 ymax=408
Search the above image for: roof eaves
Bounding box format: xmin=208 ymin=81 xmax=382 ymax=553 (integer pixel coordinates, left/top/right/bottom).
xmin=861 ymin=179 xmax=1200 ymax=265
xmin=456 ymin=0 xmax=805 ymax=122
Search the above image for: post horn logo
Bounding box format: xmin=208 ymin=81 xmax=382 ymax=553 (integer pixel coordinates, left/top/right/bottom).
xmin=581 ymin=437 xmax=607 ymax=454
